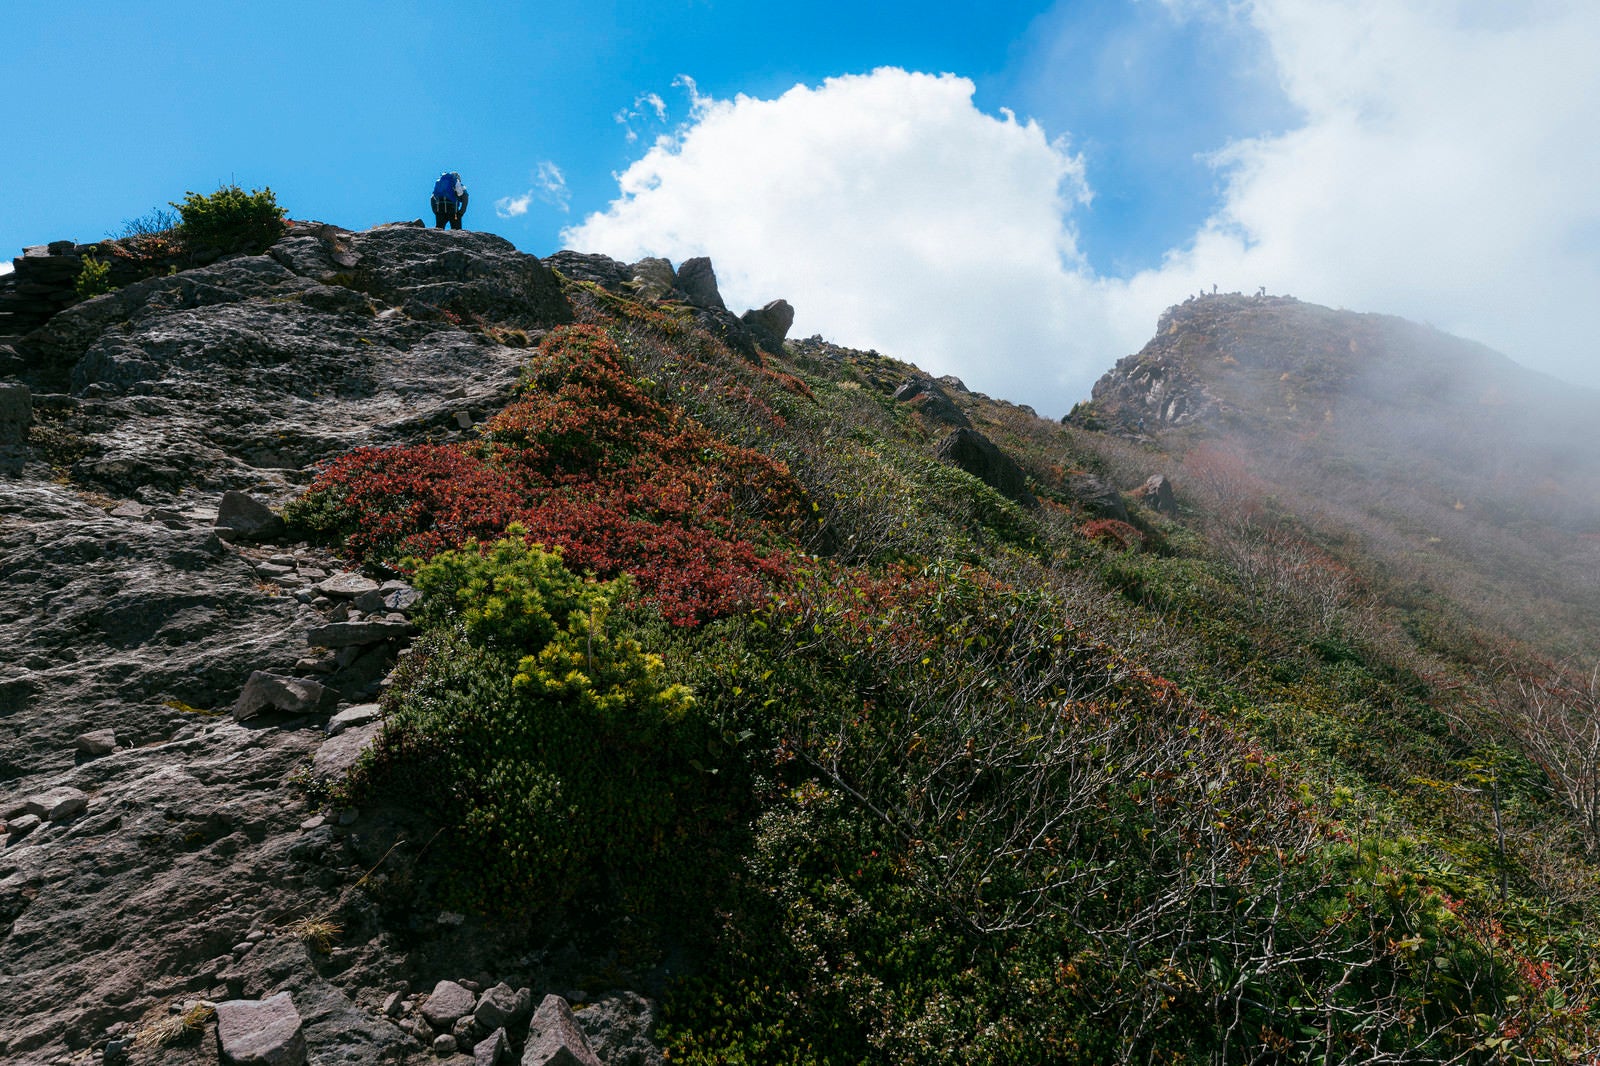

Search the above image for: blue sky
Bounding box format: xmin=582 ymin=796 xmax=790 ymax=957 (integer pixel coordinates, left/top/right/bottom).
xmin=7 ymin=1 xmax=1598 ymax=415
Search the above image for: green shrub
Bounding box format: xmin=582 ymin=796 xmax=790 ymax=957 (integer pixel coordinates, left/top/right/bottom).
xmin=74 ymin=253 xmax=112 ymax=298
xmin=171 ymin=182 xmax=286 ymax=253
xmin=354 ymin=533 xmax=744 ymax=930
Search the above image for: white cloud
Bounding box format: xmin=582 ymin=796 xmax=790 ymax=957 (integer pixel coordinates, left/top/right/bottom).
xmin=497 ymin=161 xmax=572 ymax=219
xmin=614 ymin=91 xmax=672 ymax=143
xmin=565 ymin=69 xmax=1115 ymax=416
xmin=0 ymin=261 xmax=12 ymax=276
xmin=565 ymin=3 xmax=1600 ymax=415
xmin=496 ymin=192 xmax=534 ymax=218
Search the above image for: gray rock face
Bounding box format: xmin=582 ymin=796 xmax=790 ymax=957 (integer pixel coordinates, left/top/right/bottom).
xmin=934 ymin=428 xmax=1037 ymax=507
xmin=306 ymin=619 xmax=413 ymax=647
xmin=674 ymin=257 xmax=726 ymax=311
xmin=347 ymin=228 xmax=571 ymax=331
xmin=0 ymin=222 xmax=662 ymax=1066
xmin=629 ymin=258 xmax=676 ymax=302
xmin=12 ymin=242 xmax=546 ymax=499
xmin=310 ymin=720 xmax=382 ymax=783
xmin=0 ymin=383 xmax=29 ymax=445
xmin=422 ymin=979 xmax=477 ymax=1028
xmin=216 ymin=490 xmax=285 ymax=542
xmin=216 ymin=992 xmax=307 ymax=1066
xmin=523 ymin=995 xmax=602 ymax=1066
xmin=576 ymin=992 xmax=664 ymax=1066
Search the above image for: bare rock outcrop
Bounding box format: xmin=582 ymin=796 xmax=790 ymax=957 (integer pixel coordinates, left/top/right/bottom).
xmin=935 ymin=428 xmax=1037 ymax=507
xmin=0 ymin=221 xmax=672 ymax=1066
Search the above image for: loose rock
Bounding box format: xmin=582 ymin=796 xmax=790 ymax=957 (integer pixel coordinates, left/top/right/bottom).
xmin=215 ymin=490 xmax=285 ymax=542
xmin=22 ymin=786 xmax=88 ymax=822
xmin=325 ymin=703 xmax=382 ymax=736
xmin=316 ymin=573 xmax=381 ymax=599
xmin=233 ymin=671 xmax=327 ymax=721
xmin=421 ymin=979 xmax=477 ymax=1028
xmin=475 ymin=1027 xmax=510 ymax=1066
xmin=306 ymin=619 xmax=413 ymax=648
xmin=74 ymin=729 xmax=117 ymax=757
xmin=522 ymin=995 xmax=601 ymax=1066
xmin=215 ymin=991 xmax=307 ymax=1066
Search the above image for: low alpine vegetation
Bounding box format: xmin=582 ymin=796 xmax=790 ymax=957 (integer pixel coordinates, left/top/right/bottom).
xmin=170 ymin=182 xmax=286 ymax=254
xmin=294 ymin=269 xmax=1600 ymax=1062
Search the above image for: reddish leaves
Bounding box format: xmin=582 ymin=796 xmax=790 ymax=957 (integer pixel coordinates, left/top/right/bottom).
xmin=297 ymin=326 xmax=806 ymax=625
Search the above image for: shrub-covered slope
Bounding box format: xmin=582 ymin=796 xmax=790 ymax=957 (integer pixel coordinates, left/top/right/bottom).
xmin=6 ymin=221 xmax=1598 ymax=1063
xmin=290 ymin=269 xmax=1600 ymax=1061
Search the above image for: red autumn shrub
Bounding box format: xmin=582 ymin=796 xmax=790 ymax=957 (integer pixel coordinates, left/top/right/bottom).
xmin=289 ymin=325 xmax=808 ymax=625
xmin=1081 ymin=518 xmax=1145 ymax=550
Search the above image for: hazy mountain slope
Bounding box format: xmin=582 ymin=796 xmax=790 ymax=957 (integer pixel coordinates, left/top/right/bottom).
xmin=1071 ymin=293 xmax=1600 ymax=661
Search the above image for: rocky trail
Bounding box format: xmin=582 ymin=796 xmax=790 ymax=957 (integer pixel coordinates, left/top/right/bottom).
xmin=0 ymin=224 xmax=675 ymax=1065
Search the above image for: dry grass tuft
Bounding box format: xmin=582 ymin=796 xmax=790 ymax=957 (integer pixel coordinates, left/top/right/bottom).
xmin=134 ymin=1001 xmax=215 ymax=1048
xmin=287 ymin=916 xmax=341 ymax=954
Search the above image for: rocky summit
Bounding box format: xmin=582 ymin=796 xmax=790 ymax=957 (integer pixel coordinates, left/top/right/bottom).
xmin=0 ymin=223 xmax=748 ymax=1065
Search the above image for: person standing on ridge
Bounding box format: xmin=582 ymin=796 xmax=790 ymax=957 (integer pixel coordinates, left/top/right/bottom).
xmin=431 ymin=171 xmax=468 ymax=229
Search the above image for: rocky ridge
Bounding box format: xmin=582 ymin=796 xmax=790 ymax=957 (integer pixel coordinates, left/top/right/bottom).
xmin=0 ymin=223 xmax=710 ymax=1065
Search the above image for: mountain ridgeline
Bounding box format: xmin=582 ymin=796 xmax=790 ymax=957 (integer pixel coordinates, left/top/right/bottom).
xmin=2 ymin=221 xmax=1599 ymax=1064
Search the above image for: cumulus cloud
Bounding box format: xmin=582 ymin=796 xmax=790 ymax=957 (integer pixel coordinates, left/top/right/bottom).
xmin=497 ymin=161 xmax=572 ymax=218
xmin=0 ymin=261 xmax=12 ymax=276
xmin=565 ymin=69 xmax=1117 ymax=416
xmin=565 ymin=2 xmax=1600 ymax=415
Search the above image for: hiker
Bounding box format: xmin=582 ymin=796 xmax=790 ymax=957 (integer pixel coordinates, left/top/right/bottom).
xmin=431 ymin=171 xmax=468 ymax=229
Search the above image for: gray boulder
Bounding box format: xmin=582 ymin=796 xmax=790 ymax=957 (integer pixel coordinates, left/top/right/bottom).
xmin=215 ymin=992 xmax=306 ymax=1066
xmin=543 ymin=251 xmax=633 ymax=292
xmin=934 ymin=429 xmax=1037 ymax=507
xmin=421 ymin=979 xmax=477 ymax=1029
xmin=75 ymin=730 xmax=117 ymax=757
xmin=474 ymin=981 xmax=529 ymax=1031
xmin=675 ymin=257 xmax=726 ymax=311
xmin=476 ymin=1027 xmax=510 ymax=1066
xmin=739 ymin=299 xmax=795 ymax=351
xmin=21 ymin=786 xmax=88 ymax=822
xmin=1135 ymin=473 xmax=1178 ymax=515
xmin=215 ymin=490 xmax=284 ymax=542
xmin=576 ymin=992 xmax=664 ymax=1066
xmin=315 ymin=573 xmax=380 ymax=600
xmin=893 ymin=378 xmax=970 ymax=428
xmin=1065 ymin=471 xmax=1131 ymax=522
xmin=233 ymin=671 xmax=327 ymax=721
xmin=324 ymin=703 xmax=382 ymax=737
xmin=522 ymin=995 xmax=601 ymax=1066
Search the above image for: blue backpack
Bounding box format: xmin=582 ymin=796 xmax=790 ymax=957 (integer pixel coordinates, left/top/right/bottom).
xmin=433 ymin=172 xmax=462 ymax=205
